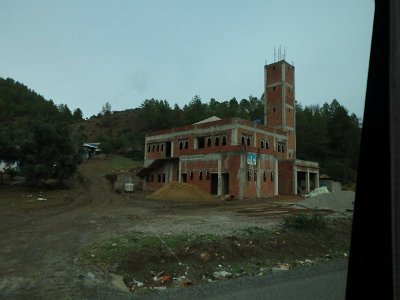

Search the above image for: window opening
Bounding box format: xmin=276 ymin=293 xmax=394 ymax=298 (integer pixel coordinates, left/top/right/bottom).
xmin=207 ymin=137 xmax=212 ymax=147
xmin=197 ymin=137 xmax=205 ymax=149
xmin=199 ymin=171 xmax=203 ymax=180
xmin=215 ymin=137 xmax=220 ymax=146
xmin=222 ymin=136 xmax=227 ymax=145
xmin=247 ymin=137 xmax=251 ymax=146
xmin=184 ymin=140 xmax=188 ymax=149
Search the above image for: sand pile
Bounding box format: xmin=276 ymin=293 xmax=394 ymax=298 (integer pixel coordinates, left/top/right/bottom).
xmin=148 ymin=181 xmax=215 ymax=202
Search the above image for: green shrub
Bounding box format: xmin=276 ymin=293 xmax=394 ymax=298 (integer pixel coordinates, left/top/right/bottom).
xmin=284 ymin=210 xmax=326 ymax=230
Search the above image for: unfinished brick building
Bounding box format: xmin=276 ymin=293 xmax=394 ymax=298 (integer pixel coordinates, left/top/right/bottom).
xmin=140 ymin=60 xmax=319 ymax=199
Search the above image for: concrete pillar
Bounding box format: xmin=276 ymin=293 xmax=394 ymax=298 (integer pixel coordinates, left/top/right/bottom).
xmin=232 ymin=127 xmax=238 ymax=145
xmin=274 ymin=159 xmax=279 ymax=195
xmin=281 ymin=63 xmax=286 ymax=129
xmin=178 ymin=160 xmax=182 ymax=182
xmin=239 ymin=154 xmax=245 ymax=200
xmin=264 ymin=65 xmax=268 ymax=126
xmin=305 ymin=168 xmax=310 ymax=193
xmin=217 ymin=157 xmax=222 ymax=196
xmin=316 ymin=170 xmax=319 ymax=188
xmin=256 ymin=155 xmax=261 ymax=198
xmin=171 ymin=141 xmax=174 ymax=157
xmin=293 ymin=165 xmax=298 ymax=195
xmin=144 ymin=139 xmax=147 ymax=160
xmin=169 ymin=162 xmax=173 ymax=183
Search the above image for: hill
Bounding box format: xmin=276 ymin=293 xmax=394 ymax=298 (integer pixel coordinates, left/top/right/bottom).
xmin=0 ymin=77 xmax=82 ymax=185
xmin=71 ymin=108 xmax=144 ymax=160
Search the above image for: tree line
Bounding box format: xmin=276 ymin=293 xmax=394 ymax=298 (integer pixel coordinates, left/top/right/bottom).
xmin=0 ymin=76 xmax=361 ymax=185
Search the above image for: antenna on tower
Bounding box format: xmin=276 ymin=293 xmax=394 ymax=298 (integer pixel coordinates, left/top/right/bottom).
xmin=274 ymin=47 xmax=276 ymax=62
xmin=279 ymin=45 xmax=282 ymax=60
xmin=283 ymin=47 xmax=286 ymax=60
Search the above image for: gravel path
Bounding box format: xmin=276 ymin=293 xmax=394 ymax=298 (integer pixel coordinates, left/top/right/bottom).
xmin=295 ymin=191 xmax=355 ymax=213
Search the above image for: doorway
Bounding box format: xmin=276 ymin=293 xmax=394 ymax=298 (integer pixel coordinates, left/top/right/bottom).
xmin=181 ymin=173 xmax=187 ymax=183
xmin=166 ymin=142 xmax=172 ymax=158
xmin=210 ymin=173 xmax=229 ymax=195
xmin=221 ymin=173 xmax=229 ymax=195
xmin=211 ymin=174 xmax=218 ymax=195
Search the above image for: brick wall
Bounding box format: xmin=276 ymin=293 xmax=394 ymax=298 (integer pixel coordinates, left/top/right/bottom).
xmin=278 ymin=160 xmax=294 ymax=195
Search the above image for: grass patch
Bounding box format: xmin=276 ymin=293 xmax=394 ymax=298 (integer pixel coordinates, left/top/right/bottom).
xmin=283 ymin=209 xmax=326 ymax=230
xmin=78 ymin=218 xmax=351 ymax=288
xmin=107 ymin=155 xmax=142 ymax=172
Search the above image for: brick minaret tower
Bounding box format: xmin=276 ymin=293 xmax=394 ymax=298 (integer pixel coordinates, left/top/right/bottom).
xmin=264 ymin=60 xmax=296 ymax=159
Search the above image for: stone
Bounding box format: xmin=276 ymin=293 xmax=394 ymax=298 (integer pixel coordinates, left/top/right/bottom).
xmin=110 ymin=274 xmax=129 ymax=292
xmin=200 ymin=252 xmax=211 ymax=262
xmin=213 ymin=271 xmax=232 ymax=279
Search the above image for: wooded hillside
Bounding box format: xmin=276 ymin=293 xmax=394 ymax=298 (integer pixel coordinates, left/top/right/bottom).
xmin=0 ymin=77 xmax=361 ymax=185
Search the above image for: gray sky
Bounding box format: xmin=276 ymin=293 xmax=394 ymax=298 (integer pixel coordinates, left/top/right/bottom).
xmin=0 ymin=0 xmax=374 ymax=119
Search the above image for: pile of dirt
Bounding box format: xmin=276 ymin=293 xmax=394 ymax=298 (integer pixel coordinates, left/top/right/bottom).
xmin=148 ymin=181 xmax=215 ymax=202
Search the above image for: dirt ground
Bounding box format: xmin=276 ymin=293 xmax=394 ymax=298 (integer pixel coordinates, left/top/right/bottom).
xmin=0 ymin=157 xmax=352 ymax=299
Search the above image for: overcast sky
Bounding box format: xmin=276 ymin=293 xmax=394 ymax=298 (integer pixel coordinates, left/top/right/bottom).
xmin=0 ymin=0 xmax=374 ymax=119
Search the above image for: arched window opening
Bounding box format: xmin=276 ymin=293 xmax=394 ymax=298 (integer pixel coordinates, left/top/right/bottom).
xmin=222 ymin=136 xmax=227 ymax=145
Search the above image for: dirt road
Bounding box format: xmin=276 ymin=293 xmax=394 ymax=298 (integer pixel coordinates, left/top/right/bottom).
xmin=0 ymin=157 xmax=352 ymax=299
